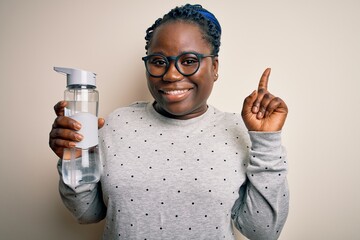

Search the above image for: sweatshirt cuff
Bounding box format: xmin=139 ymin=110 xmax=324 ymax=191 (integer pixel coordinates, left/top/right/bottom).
xmin=248 ymin=131 xmax=282 ymax=151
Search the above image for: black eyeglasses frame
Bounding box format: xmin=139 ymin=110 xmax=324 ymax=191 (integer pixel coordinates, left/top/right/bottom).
xmin=142 ymin=52 xmax=217 ymax=78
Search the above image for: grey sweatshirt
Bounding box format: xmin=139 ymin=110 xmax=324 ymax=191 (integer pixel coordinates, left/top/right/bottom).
xmin=58 ymin=102 xmax=289 ymax=240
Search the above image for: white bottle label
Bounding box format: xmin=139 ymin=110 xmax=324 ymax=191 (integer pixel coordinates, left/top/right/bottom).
xmin=70 ymin=112 xmax=98 ymax=149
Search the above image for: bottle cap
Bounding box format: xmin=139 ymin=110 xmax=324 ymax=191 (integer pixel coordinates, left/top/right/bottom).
xmin=54 ymin=67 xmax=96 ymax=87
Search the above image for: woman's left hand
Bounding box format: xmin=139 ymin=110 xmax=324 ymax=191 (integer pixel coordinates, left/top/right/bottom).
xmin=241 ymin=68 xmax=288 ymax=132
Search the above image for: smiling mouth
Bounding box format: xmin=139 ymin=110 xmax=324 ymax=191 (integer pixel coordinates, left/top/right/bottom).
xmin=161 ymin=89 xmax=190 ymax=95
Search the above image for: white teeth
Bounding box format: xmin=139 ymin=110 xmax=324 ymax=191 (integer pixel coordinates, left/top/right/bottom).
xmin=163 ymin=89 xmax=189 ymax=95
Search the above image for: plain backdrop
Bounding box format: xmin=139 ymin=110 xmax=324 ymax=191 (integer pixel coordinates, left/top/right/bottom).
xmin=1 ymin=0 xmax=359 ymax=239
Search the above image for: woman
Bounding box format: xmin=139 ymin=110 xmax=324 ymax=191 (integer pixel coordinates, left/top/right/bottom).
xmin=49 ymin=4 xmax=289 ymax=240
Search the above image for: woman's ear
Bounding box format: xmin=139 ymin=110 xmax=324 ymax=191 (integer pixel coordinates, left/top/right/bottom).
xmin=213 ymin=56 xmax=219 ymax=82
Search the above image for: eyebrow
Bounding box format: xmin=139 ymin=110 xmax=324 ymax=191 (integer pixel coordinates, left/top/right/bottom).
xmin=147 ymin=50 xmax=203 ymax=56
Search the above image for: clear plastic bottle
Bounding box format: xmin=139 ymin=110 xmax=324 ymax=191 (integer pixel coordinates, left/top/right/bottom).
xmin=54 ymin=67 xmax=101 ymax=188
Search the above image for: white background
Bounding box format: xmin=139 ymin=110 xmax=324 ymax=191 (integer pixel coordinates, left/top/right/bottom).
xmin=0 ymin=0 xmax=359 ymax=239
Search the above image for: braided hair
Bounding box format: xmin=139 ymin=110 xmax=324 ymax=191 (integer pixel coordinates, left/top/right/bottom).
xmin=145 ymin=4 xmax=221 ymax=55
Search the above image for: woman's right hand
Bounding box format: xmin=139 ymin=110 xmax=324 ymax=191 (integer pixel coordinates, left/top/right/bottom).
xmin=49 ymin=101 xmax=105 ymax=159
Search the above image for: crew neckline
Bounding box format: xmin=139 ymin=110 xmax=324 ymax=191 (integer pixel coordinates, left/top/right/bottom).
xmin=146 ymin=101 xmax=215 ymax=127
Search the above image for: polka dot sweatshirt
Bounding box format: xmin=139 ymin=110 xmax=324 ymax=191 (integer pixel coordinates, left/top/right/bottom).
xmin=58 ymin=102 xmax=289 ymax=240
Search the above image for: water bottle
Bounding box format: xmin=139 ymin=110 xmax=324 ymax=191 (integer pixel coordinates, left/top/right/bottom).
xmin=54 ymin=67 xmax=101 ymax=188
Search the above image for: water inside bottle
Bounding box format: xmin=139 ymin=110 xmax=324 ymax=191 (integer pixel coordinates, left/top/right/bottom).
xmin=65 ymin=100 xmax=98 ymax=117
xmin=62 ymin=145 xmax=100 ymax=187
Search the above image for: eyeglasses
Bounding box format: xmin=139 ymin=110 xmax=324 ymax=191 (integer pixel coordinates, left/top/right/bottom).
xmin=142 ymin=52 xmax=217 ymax=78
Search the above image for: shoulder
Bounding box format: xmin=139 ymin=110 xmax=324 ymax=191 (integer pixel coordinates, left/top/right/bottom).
xmin=211 ymin=106 xmax=247 ymax=130
xmin=100 ymin=101 xmax=151 ymax=136
xmin=103 ymin=101 xmax=151 ymax=129
xmin=107 ymin=101 xmax=149 ymax=120
xmin=209 ymin=105 xmax=251 ymax=147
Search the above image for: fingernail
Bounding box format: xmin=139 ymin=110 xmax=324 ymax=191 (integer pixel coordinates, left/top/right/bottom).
xmin=74 ymin=122 xmax=82 ymax=130
xmin=75 ymin=134 xmax=83 ymax=141
xmin=257 ymin=111 xmax=263 ymax=119
xmin=252 ymin=106 xmax=258 ymax=113
xmin=69 ymin=142 xmax=76 ymax=147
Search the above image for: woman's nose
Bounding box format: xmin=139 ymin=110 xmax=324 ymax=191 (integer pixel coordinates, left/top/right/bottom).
xmin=162 ymin=62 xmax=183 ymax=82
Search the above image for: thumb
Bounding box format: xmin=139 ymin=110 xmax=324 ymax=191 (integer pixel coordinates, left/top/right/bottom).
xmin=241 ymin=90 xmax=257 ymax=116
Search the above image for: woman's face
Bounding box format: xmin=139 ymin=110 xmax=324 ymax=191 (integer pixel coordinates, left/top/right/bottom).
xmin=146 ymin=21 xmax=219 ymax=120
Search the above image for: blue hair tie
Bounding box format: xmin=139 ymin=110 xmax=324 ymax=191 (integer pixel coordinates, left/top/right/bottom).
xmin=197 ymin=9 xmax=222 ymax=34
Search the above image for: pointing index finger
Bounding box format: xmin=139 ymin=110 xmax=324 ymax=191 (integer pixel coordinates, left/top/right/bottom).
xmin=258 ymin=68 xmax=271 ymax=91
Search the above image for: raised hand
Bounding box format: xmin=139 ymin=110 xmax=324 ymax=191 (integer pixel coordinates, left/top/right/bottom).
xmin=49 ymin=101 xmax=105 ymax=159
xmin=241 ymin=68 xmax=288 ymax=132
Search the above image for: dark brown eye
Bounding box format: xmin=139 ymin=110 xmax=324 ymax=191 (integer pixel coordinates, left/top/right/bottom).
xmin=181 ymin=58 xmax=198 ymax=66
xmin=179 ymin=54 xmax=199 ymax=66
xmin=149 ymin=57 xmax=167 ymax=67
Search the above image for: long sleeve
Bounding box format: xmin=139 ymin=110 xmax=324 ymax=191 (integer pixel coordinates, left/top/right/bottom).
xmin=231 ymin=131 xmax=289 ymax=240
xmin=57 ymin=160 xmax=107 ymax=224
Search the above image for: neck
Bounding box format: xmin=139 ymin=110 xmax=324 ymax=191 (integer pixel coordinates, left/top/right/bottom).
xmin=153 ymin=102 xmax=208 ymax=120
